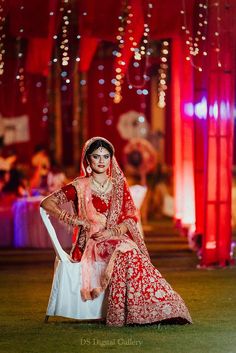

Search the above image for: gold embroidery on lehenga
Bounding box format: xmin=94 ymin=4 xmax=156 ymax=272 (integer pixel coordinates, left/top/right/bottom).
xmin=123 ymin=218 xmax=150 ymax=260
xmin=105 ymin=250 xmax=192 ymax=326
xmin=106 ymin=180 xmax=123 ymax=228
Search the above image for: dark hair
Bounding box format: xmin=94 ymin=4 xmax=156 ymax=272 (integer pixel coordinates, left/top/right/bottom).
xmin=85 ymin=139 xmax=114 ymax=159
xmin=2 ymin=169 xmax=22 ymax=194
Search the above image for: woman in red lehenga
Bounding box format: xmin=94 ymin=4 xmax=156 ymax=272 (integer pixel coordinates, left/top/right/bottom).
xmin=41 ymin=137 xmax=192 ymax=327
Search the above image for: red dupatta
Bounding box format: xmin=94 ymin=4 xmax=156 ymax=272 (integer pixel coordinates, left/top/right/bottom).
xmin=71 ymin=137 xmax=150 ymax=300
xmin=71 ymin=136 xmax=149 ymax=259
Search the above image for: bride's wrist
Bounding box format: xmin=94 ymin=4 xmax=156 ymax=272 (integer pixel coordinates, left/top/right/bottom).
xmin=109 ymin=225 xmax=123 ymax=237
xmin=59 ymin=210 xmax=87 ymax=228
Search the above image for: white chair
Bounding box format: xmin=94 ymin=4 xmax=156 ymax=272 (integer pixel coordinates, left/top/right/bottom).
xmin=129 ymin=184 xmax=147 ymax=210
xmin=40 ymin=207 xmax=107 ymax=322
xmin=129 ymin=184 xmax=147 ymax=238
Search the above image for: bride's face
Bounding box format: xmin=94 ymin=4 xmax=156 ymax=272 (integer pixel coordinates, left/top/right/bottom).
xmin=89 ymin=147 xmax=111 ymax=174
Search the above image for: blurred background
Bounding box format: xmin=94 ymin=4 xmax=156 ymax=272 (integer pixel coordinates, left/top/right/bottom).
xmin=0 ymin=0 xmax=236 ymax=268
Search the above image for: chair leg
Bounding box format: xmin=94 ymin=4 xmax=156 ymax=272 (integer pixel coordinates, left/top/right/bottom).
xmin=44 ymin=315 xmax=49 ymax=323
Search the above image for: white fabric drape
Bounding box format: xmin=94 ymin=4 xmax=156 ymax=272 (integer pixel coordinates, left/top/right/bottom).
xmin=40 ymin=208 xmax=107 ymax=320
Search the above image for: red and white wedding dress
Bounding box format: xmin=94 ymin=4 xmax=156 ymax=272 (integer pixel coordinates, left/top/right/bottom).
xmin=53 ymin=137 xmax=192 ymax=327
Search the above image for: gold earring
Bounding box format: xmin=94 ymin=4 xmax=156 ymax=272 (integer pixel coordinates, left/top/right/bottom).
xmin=86 ymin=165 xmax=92 ymax=174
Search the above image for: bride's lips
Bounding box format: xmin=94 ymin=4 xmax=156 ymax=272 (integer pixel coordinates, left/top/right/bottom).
xmin=98 ymin=165 xmax=105 ymax=168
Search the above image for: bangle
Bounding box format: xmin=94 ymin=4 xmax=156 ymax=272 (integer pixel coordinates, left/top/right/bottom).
xmin=59 ymin=209 xmax=67 ymax=221
xmin=110 ymin=225 xmax=123 ymax=237
xmin=109 ymin=228 xmax=114 ymax=237
xmin=59 ymin=210 xmax=87 ymax=228
xmin=59 ymin=210 xmax=77 ymax=227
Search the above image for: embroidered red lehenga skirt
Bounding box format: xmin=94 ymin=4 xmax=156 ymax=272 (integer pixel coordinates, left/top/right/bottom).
xmin=80 ymin=234 xmax=192 ymax=327
xmin=105 ymin=247 xmax=192 ymax=326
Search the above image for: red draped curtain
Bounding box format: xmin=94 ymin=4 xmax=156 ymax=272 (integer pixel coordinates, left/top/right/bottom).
xmin=194 ymin=0 xmax=235 ymax=266
xmin=172 ymin=0 xmax=235 ymax=267
xmin=201 ymin=0 xmax=235 ymax=266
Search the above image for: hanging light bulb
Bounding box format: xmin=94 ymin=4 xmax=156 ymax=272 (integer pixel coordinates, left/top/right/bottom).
xmin=180 ymin=0 xmax=209 ymax=71
xmin=157 ymin=40 xmax=169 ymax=108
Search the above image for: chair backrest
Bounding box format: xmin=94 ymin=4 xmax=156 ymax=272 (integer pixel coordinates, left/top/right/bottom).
xmin=40 ymin=207 xmax=70 ymax=262
xmin=129 ymin=184 xmax=147 ymax=209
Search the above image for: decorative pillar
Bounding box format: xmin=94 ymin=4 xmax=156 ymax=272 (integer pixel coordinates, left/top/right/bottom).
xmin=172 ymin=35 xmax=196 ymax=229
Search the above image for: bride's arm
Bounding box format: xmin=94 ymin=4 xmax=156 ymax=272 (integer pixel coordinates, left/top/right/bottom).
xmin=40 ymin=190 xmax=64 ymax=218
xmin=40 ymin=186 xmax=89 ymax=229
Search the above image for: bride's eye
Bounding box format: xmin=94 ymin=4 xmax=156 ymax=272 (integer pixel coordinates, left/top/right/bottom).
xmin=91 ymin=154 xmax=99 ymax=159
xmin=104 ymin=155 xmax=110 ymax=159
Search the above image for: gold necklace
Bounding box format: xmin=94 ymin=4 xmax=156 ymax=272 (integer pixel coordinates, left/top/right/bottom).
xmin=91 ymin=177 xmax=111 ymax=195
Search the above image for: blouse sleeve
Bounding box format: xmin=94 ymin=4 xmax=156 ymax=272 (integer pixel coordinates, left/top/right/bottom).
xmin=53 ymin=184 xmax=77 ymax=205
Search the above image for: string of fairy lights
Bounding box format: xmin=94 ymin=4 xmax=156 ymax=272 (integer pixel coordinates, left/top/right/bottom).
xmin=0 ymin=0 xmax=6 ymax=78
xmin=214 ymin=2 xmax=222 ymax=69
xmin=157 ymin=40 xmax=169 ymax=108
xmin=60 ymin=6 xmax=71 ymax=69
xmin=112 ymin=2 xmax=128 ymax=104
xmin=126 ymin=2 xmax=153 ymax=91
xmin=51 ymin=0 xmax=82 ymax=89
xmin=181 ymin=0 xmax=208 ymax=72
xmin=51 ymin=0 xmax=73 ymax=91
xmin=0 ymin=1 xmax=225 ymax=114
xmin=181 ymin=0 xmax=222 ymax=71
xmin=16 ymin=2 xmax=27 ymax=103
xmin=112 ymin=1 xmax=154 ymax=104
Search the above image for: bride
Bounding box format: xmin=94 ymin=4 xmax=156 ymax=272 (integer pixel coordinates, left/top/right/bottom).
xmin=40 ymin=136 xmax=192 ymax=327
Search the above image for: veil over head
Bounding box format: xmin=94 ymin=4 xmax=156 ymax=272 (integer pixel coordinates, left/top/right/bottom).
xmin=71 ymin=137 xmax=150 ymax=298
xmin=79 ymin=136 xmax=124 ymax=185
xmin=76 ymin=136 xmax=150 ymax=259
xmin=80 ymin=137 xmax=112 ymax=174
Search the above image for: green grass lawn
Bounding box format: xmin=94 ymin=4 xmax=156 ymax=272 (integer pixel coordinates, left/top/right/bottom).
xmin=0 ymin=250 xmax=236 ymax=353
